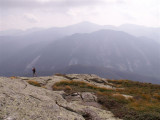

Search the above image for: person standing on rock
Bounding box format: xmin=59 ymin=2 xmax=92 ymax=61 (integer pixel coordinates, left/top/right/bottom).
xmin=32 ymin=67 xmax=37 ymax=77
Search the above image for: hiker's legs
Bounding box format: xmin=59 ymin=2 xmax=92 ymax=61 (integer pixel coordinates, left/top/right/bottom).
xmin=33 ymin=72 xmax=35 ymax=77
xmin=33 ymin=72 xmax=37 ymax=77
xmin=35 ymin=72 xmax=37 ymax=77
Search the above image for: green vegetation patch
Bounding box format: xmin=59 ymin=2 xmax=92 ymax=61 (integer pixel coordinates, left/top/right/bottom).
xmin=27 ymin=80 xmax=41 ymax=87
xmin=52 ymin=80 xmax=160 ymax=120
xmin=107 ymin=80 xmax=160 ymax=120
xmin=52 ymin=80 xmax=114 ymax=93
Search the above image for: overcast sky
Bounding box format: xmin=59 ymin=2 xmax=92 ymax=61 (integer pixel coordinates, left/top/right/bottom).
xmin=0 ymin=0 xmax=160 ymax=31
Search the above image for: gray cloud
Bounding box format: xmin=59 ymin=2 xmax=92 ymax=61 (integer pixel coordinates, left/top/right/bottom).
xmin=0 ymin=0 xmax=159 ymax=31
xmin=0 ymin=0 xmax=106 ymax=9
xmin=23 ymin=14 xmax=38 ymax=23
xmin=0 ymin=0 xmax=38 ymax=9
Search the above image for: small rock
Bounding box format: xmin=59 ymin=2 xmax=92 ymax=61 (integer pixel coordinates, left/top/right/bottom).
xmin=81 ymin=92 xmax=97 ymax=102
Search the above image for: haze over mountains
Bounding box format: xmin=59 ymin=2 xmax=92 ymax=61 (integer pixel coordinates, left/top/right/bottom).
xmin=0 ymin=22 xmax=160 ymax=84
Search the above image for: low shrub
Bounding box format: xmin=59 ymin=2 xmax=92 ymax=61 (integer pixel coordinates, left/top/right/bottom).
xmin=41 ymin=86 xmax=47 ymax=89
xmin=52 ymin=80 xmax=114 ymax=93
xmin=65 ymin=85 xmax=72 ymax=91
xmin=27 ymin=80 xmax=41 ymax=87
xmin=10 ymin=76 xmax=18 ymax=79
xmin=54 ymin=73 xmax=66 ymax=77
xmin=153 ymin=93 xmax=160 ymax=101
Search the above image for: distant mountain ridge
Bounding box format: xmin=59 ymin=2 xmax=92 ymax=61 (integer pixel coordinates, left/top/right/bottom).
xmin=0 ymin=22 xmax=159 ymax=65
xmin=0 ymin=22 xmax=160 ymax=84
xmin=1 ymin=21 xmax=159 ymax=42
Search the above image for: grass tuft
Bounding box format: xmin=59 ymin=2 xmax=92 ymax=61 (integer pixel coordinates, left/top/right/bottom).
xmin=10 ymin=76 xmax=18 ymax=79
xmin=27 ymin=80 xmax=41 ymax=87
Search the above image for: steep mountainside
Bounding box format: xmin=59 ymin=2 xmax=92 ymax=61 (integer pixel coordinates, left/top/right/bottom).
xmin=0 ymin=22 xmax=160 ymax=84
xmin=0 ymin=22 xmax=100 ymax=65
xmin=36 ymin=30 xmax=160 ymax=79
xmin=0 ymin=29 xmax=160 ymax=84
xmin=1 ymin=22 xmax=159 ymax=65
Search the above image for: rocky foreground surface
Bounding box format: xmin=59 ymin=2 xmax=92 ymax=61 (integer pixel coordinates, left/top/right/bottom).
xmin=0 ymin=74 xmax=122 ymax=120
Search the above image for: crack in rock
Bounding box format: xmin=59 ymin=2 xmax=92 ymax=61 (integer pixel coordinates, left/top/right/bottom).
xmin=55 ymin=100 xmax=101 ymax=120
xmin=21 ymin=80 xmax=28 ymax=89
xmin=29 ymin=95 xmax=42 ymax=101
xmin=44 ymin=78 xmax=52 ymax=86
xmin=55 ymin=101 xmax=80 ymax=115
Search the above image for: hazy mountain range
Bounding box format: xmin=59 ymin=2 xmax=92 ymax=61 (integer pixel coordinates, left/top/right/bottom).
xmin=0 ymin=22 xmax=160 ymax=84
xmin=1 ymin=21 xmax=160 ymax=42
